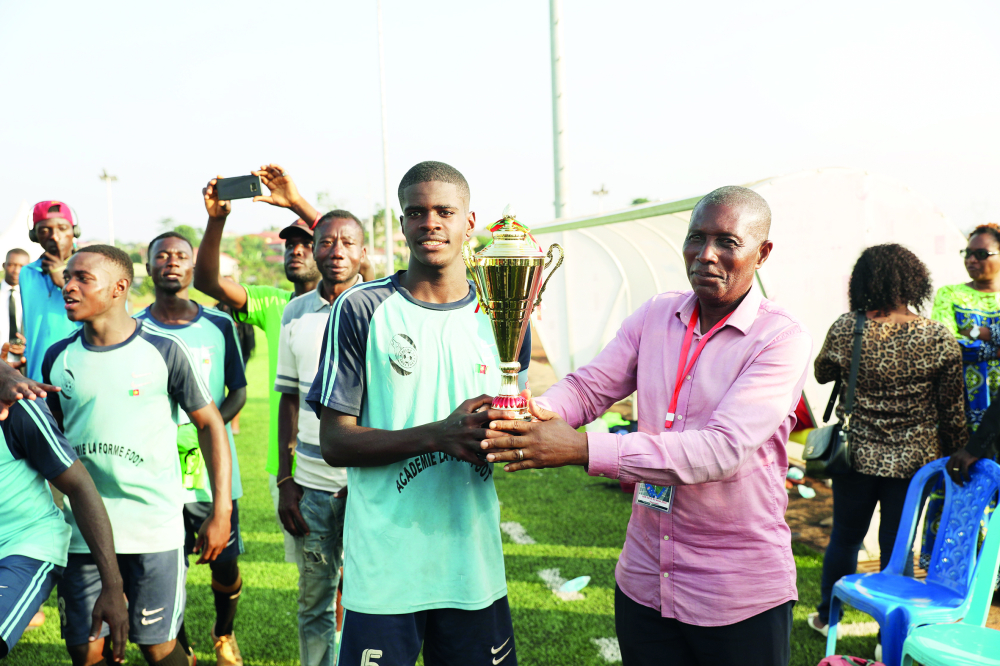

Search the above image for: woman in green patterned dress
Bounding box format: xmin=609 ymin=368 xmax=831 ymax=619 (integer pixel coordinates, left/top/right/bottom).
xmin=931 ymin=224 xmax=1000 ymax=428
xmin=926 ymin=223 xmax=1000 ymax=566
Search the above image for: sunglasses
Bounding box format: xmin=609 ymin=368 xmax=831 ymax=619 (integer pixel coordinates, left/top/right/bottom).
xmin=961 ymin=249 xmax=1000 ymax=261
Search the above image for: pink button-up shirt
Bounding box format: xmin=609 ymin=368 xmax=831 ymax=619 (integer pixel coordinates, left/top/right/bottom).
xmin=536 ymin=286 xmax=811 ymax=627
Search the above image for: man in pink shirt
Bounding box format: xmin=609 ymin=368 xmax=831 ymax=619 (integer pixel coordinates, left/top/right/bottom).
xmin=484 ymin=186 xmax=811 ymax=666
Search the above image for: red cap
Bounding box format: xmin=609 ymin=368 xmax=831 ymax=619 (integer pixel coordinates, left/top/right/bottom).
xmin=32 ymin=201 xmax=75 ymax=226
xmin=278 ymin=218 xmax=315 ymax=240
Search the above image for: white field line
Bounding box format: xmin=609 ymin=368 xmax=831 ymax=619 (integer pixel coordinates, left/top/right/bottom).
xmin=591 ymin=637 xmax=622 ymax=662
xmin=500 ymin=521 xmax=536 ymax=545
xmin=537 ymin=568 xmax=585 ymax=601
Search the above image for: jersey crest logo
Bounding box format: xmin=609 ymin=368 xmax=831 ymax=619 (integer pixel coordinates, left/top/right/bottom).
xmin=389 ymin=334 xmax=417 ymax=376
xmin=61 ymin=369 xmax=75 ymax=400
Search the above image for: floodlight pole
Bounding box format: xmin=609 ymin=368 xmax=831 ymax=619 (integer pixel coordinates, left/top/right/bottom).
xmin=377 ymin=0 xmax=394 ymax=277
xmin=550 ymin=0 xmax=570 ymax=219
xmin=99 ymin=169 xmax=118 ymax=244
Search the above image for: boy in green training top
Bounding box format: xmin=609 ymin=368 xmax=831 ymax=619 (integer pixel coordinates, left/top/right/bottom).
xmin=194 ymin=165 xmax=322 ymax=564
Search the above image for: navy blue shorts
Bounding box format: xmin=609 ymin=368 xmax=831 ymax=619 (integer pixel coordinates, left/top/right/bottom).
xmin=0 ymin=555 xmax=62 ymax=657
xmin=183 ymin=499 xmax=244 ymax=562
xmin=339 ymin=595 xmax=516 ymax=666
xmin=59 ymin=548 xmax=185 ymax=647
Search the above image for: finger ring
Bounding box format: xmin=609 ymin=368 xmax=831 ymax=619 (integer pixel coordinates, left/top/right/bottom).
xmin=952 ymin=467 xmax=960 ymax=472
xmin=517 ymin=449 xmax=524 ymax=460
xmin=281 ymin=171 xmax=289 ymax=176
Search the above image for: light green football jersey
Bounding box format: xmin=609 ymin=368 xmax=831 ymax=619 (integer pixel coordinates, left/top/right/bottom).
xmin=42 ymin=323 xmax=213 ymax=554
xmin=0 ymin=400 xmax=76 ymax=566
xmin=135 ymin=304 xmax=247 ymax=503
xmin=306 ymin=274 xmax=530 ymax=614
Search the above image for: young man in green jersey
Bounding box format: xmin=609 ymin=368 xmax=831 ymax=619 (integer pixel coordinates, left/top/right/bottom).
xmin=42 ymin=245 xmax=232 ymax=666
xmin=194 ymin=166 xmax=320 ymax=563
xmin=136 ymin=232 xmax=248 ymax=666
xmin=307 ymin=162 xmax=527 ymax=666
xmin=0 ymin=398 xmax=128 ymax=662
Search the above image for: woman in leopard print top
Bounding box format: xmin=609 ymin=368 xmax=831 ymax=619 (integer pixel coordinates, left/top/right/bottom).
xmin=815 ymin=314 xmax=967 ymax=477
xmin=809 ymin=244 xmax=967 ymax=635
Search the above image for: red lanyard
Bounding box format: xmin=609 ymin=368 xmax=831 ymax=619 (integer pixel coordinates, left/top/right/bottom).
xmin=664 ymin=304 xmax=733 ymax=429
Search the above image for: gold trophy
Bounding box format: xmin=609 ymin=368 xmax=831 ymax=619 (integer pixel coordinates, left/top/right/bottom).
xmin=464 ymin=206 xmax=564 ymax=419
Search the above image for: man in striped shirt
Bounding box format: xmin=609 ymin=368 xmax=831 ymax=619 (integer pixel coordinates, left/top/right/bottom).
xmin=275 ymin=211 xmax=364 ymax=666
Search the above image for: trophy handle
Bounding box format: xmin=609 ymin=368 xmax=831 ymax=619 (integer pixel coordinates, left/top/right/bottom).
xmin=463 ymin=243 xmax=491 ymax=315
xmin=534 ymin=243 xmax=564 ymax=310
xmin=462 ymin=242 xmax=476 ymax=270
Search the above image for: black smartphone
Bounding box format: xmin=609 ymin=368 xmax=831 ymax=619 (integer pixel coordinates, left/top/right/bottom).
xmin=215 ymin=175 xmax=263 ymax=201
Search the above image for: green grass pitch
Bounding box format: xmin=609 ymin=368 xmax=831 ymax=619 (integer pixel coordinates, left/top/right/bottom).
xmin=6 ymin=336 xmax=877 ymax=665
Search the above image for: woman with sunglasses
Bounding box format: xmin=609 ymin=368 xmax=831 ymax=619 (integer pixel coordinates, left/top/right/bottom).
xmin=923 ymin=224 xmax=1000 ymax=573
xmin=931 ymin=223 xmax=1000 ymax=432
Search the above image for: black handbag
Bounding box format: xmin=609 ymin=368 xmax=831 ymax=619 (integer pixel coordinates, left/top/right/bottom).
xmin=804 ymin=312 xmax=865 ymax=478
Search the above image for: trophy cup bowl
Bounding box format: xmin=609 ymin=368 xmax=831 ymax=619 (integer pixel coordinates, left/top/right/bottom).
xmin=464 ymin=206 xmax=564 ymax=420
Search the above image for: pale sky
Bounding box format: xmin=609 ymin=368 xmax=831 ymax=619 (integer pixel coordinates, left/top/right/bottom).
xmin=3 ymin=0 xmax=999 ymax=244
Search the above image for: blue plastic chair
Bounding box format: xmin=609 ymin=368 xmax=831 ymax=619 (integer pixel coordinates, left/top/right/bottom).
xmin=900 ymin=468 xmax=1000 ymax=666
xmin=825 ymin=458 xmax=1000 ymax=666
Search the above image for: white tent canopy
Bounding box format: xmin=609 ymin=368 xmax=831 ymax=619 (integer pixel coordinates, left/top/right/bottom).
xmin=530 ymin=167 xmax=969 ymax=424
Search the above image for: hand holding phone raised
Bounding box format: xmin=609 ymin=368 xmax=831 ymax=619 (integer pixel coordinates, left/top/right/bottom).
xmin=202 ymin=176 xmax=233 ymax=220
xmin=250 ymin=163 xmax=303 ymax=210
xmin=214 ymin=174 xmax=264 ymax=201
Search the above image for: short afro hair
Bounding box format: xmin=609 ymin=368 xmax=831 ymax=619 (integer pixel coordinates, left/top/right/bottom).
xmin=76 ymin=244 xmax=134 ymax=283
xmin=848 ymin=243 xmax=932 ymax=313
xmin=315 ymin=209 xmax=365 ymax=242
xmin=970 ymin=223 xmax=1000 ymax=247
xmin=693 ymin=185 xmax=771 ymax=241
xmin=147 ymin=231 xmax=193 ymax=260
xmin=397 ymin=161 xmax=470 ymax=208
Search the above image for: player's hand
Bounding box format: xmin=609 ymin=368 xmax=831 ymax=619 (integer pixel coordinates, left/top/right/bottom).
xmin=194 ymin=511 xmax=231 ymax=564
xmin=90 ymin=586 xmax=128 ymax=662
xmin=947 ymin=448 xmax=981 ymax=486
xmin=203 ymin=176 xmax=232 ymax=220
xmin=252 ymin=163 xmax=303 ymax=209
xmin=433 ymin=395 xmax=496 ymax=465
xmin=0 ymin=365 xmax=60 ymax=420
xmin=1 ymin=334 xmax=26 ymax=370
xmin=41 ymin=251 xmax=67 ymax=288
xmin=482 ymin=398 xmax=589 ymax=472
xmin=278 ymin=477 xmax=311 ymax=537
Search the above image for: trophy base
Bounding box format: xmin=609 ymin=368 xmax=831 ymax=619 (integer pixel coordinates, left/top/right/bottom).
xmin=491 ymin=395 xmax=532 ymax=421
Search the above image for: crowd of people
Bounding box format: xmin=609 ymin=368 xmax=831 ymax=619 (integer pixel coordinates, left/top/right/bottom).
xmin=0 ymin=160 xmax=995 ymax=666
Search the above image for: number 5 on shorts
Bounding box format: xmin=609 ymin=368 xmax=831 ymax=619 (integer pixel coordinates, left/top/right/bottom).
xmin=361 ymin=648 xmax=383 ymax=666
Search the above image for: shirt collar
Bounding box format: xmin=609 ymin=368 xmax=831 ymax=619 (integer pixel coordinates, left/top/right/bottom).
xmin=676 ymin=280 xmax=763 ymax=335
xmin=312 ymin=274 xmax=362 ymax=311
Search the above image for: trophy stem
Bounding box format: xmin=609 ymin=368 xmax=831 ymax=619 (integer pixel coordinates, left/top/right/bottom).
xmin=491 ymin=362 xmax=530 ymax=420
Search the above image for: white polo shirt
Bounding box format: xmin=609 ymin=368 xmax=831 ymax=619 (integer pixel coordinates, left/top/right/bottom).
xmin=275 ymin=282 xmax=357 ymax=492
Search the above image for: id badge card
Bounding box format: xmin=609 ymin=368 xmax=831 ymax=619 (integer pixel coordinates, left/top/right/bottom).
xmin=637 ymin=483 xmax=675 ymax=513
